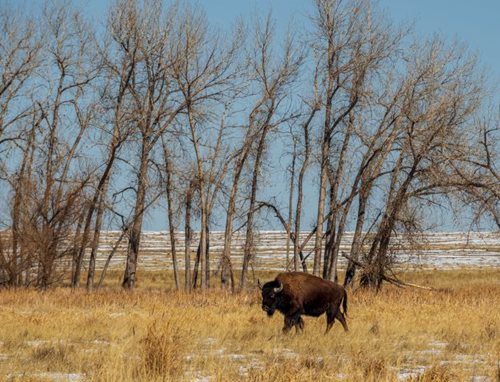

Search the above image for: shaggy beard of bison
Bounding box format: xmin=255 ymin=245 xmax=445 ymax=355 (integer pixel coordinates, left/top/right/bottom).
xmin=262 ymin=305 xmax=275 ymax=316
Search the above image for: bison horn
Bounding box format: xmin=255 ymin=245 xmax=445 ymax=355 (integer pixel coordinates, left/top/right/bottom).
xmin=257 ymin=279 xmax=263 ymax=290
xmin=273 ymin=281 xmax=283 ymax=293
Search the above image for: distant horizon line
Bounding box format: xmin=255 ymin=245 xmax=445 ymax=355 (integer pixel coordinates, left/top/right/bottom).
xmin=0 ymin=229 xmax=498 ymax=235
xmin=96 ymin=229 xmax=500 ymax=235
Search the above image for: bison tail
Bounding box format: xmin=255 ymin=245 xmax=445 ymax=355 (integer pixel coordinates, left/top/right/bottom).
xmin=342 ymin=289 xmax=348 ymax=318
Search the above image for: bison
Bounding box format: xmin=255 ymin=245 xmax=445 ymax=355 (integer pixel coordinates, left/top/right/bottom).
xmin=259 ymin=272 xmax=348 ymax=334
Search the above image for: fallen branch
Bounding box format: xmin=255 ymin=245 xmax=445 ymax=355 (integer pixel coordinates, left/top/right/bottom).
xmin=340 ymin=252 xmax=434 ymax=291
xmin=383 ymin=276 xmax=435 ymax=291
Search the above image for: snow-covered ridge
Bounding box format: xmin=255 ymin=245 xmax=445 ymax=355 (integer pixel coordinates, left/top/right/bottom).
xmin=89 ymin=230 xmax=500 ymax=270
xmin=1 ymin=230 xmax=497 ymax=271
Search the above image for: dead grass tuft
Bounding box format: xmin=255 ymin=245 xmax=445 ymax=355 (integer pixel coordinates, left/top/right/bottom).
xmin=351 ymin=351 xmax=389 ymax=380
xmin=139 ymin=322 xmax=185 ymax=379
xmin=369 ymin=320 xmax=380 ymax=335
xmin=482 ymin=321 xmax=496 ymax=341
xmin=30 ymin=343 xmax=72 ymax=363
xmin=301 ymin=356 xmax=325 ymax=370
xmin=444 ymin=337 xmax=468 ymax=353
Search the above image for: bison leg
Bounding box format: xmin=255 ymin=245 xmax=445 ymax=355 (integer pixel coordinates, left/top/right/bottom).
xmin=293 ymin=316 xmax=304 ymax=334
xmin=283 ymin=316 xmax=294 ymax=333
xmin=296 ymin=316 xmax=304 ymax=333
xmin=283 ymin=313 xmax=303 ymax=334
xmin=325 ymin=307 xmax=337 ymax=333
xmin=335 ymin=310 xmax=349 ymax=332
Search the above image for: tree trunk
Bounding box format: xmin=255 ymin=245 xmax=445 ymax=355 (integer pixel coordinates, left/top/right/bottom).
xmin=241 ymin=125 xmax=270 ymax=289
xmin=164 ymin=150 xmax=180 ymax=290
xmin=184 ymin=181 xmax=193 ymax=291
xmin=72 ymin=132 xmax=122 ymax=288
xmin=122 ymin=141 xmax=149 ymax=289
xmin=285 ymin=141 xmax=296 ymax=270
xmin=192 ymin=239 xmax=201 ymax=289
xmin=293 ymin=107 xmax=317 ymax=272
xmin=361 ymin=162 xmax=418 ymax=289
xmin=324 ymin=108 xmax=355 ymax=280
xmin=97 ymin=229 xmax=128 ymax=289
xmin=187 ymin=107 xmax=209 ymax=289
xmin=86 ymin=193 xmax=106 ymax=291
xmin=72 ymin=48 xmax=133 ymax=288
xmin=205 ymin=223 xmax=210 ymax=288
xmin=344 ymin=187 xmax=368 ymax=288
xmin=220 ymin=140 xmax=253 ymax=290
xmin=322 ymin=185 xmax=336 ymax=280
xmin=70 ymin=213 xmax=85 ymax=287
xmin=313 ymin=145 xmax=328 ymax=276
xmin=11 ymin=123 xmax=37 ymax=286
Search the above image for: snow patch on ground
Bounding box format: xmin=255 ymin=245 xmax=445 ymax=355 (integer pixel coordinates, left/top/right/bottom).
xmin=273 ymin=348 xmax=299 ymax=359
xmin=82 ymin=230 xmax=500 ymax=271
xmin=7 ymin=372 xmax=85 ymax=381
xmin=396 ymin=366 xmax=427 ymax=381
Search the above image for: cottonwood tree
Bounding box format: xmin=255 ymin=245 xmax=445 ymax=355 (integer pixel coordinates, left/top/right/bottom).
xmin=171 ymin=4 xmax=242 ymax=290
xmin=159 ymin=138 xmax=181 ymax=289
xmin=36 ymin=5 xmax=101 ymax=288
xmin=0 ymin=8 xmax=43 ymax=285
xmin=115 ymin=0 xmax=190 ymax=289
xmin=2 ymin=4 xmax=100 ymax=288
xmin=72 ymin=0 xmax=142 ymax=289
xmin=309 ymin=0 xmax=405 ymax=280
xmin=239 ymin=17 xmax=304 ymax=289
xmin=358 ymin=39 xmax=485 ymax=289
xmin=292 ymin=99 xmax=320 ymax=272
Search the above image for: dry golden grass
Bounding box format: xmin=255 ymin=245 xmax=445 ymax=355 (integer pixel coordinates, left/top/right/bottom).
xmin=0 ymin=269 xmax=498 ymax=381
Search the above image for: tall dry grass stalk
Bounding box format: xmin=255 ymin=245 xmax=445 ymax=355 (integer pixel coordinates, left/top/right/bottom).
xmin=0 ymin=269 xmax=498 ymax=381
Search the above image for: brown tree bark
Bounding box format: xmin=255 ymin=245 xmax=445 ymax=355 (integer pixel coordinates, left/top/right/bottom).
xmin=241 ymin=122 xmax=272 ymax=289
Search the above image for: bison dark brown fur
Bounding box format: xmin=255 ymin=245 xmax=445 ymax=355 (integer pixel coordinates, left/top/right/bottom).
xmin=259 ymin=272 xmax=348 ymax=334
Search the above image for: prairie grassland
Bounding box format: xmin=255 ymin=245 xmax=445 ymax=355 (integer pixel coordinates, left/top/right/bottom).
xmin=0 ymin=269 xmax=498 ymax=381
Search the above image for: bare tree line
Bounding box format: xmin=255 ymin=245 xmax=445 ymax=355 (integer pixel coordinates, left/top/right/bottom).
xmin=0 ymin=0 xmax=497 ymax=290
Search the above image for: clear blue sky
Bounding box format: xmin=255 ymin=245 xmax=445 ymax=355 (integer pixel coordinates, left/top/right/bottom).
xmin=9 ymin=0 xmax=499 ymax=90
xmin=86 ymin=0 xmax=500 ymax=230
xmin=74 ymin=0 xmax=499 ymax=78
xmin=5 ymin=0 xmax=499 ymax=231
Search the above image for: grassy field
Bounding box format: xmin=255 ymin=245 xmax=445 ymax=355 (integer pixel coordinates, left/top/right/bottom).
xmin=0 ymin=269 xmax=498 ymax=381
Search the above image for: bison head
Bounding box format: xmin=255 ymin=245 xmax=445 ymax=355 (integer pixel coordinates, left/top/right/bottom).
xmin=259 ymin=279 xmax=283 ymax=317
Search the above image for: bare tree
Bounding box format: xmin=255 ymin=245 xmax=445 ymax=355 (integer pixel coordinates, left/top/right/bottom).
xmin=10 ymin=4 xmax=100 ymax=288
xmin=309 ymin=0 xmax=405 ymax=281
xmin=238 ymin=16 xmax=303 ymax=289
xmin=285 ymin=133 xmax=297 ymax=271
xmin=0 ymin=7 xmax=43 ymax=286
xmin=169 ymin=4 xmax=242 ymax=290
xmin=113 ymin=0 xmax=193 ymax=289
xmin=73 ymin=2 xmax=141 ymax=290
xmin=311 ymin=0 xmax=367 ymax=276
xmin=358 ymin=39 xmax=485 ymax=289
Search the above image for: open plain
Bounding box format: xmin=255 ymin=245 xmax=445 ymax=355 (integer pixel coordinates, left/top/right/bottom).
xmin=0 ymin=268 xmax=498 ymax=381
